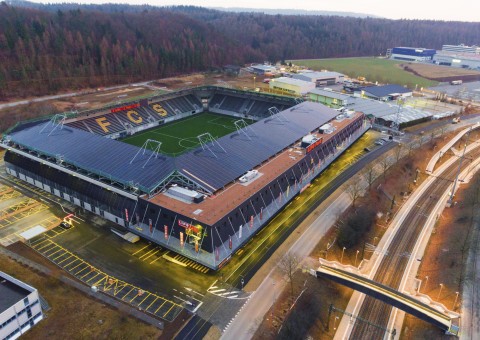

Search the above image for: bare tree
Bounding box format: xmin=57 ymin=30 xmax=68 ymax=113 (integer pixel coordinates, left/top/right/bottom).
xmin=394 ymin=143 xmax=404 ymax=163
xmin=362 ymin=162 xmax=378 ymax=190
xmin=379 ymin=156 xmax=393 ymax=182
xmin=346 ymin=179 xmax=364 ymax=208
xmin=407 ymin=140 xmax=416 ymax=156
xmin=279 ymin=252 xmax=299 ymax=298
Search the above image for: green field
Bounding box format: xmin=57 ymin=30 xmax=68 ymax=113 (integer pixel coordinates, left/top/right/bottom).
xmin=289 ymin=57 xmax=438 ymax=88
xmin=121 ymin=113 xmax=253 ymax=155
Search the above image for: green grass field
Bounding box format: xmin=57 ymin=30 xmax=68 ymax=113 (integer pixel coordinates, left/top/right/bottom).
xmin=289 ymin=57 xmax=438 ymax=88
xmin=121 ymin=113 xmax=253 ymax=155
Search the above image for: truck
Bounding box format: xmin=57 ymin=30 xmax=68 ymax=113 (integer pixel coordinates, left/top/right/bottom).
xmin=450 ymin=80 xmax=463 ymax=85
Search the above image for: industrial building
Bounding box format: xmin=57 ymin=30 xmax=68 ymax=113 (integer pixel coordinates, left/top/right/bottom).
xmin=433 ymin=52 xmax=480 ymax=70
xmin=0 ymin=272 xmax=43 ymax=340
xmin=249 ymin=64 xmax=277 ymax=75
xmin=292 ymin=71 xmax=345 ymax=86
xmin=309 ymin=88 xmax=452 ymax=127
xmin=441 ymin=44 xmax=480 ymax=54
xmin=269 ymin=77 xmax=316 ymax=95
xmin=389 ymin=47 xmax=436 ymax=62
xmin=354 ymin=85 xmax=412 ymax=101
xmin=2 ymin=87 xmax=369 ymax=270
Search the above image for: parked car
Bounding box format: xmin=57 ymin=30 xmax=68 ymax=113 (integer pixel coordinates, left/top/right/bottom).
xmin=59 ymin=221 xmax=71 ymax=229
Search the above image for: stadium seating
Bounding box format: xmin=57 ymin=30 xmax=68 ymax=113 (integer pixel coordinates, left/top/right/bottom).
xmin=66 ymin=94 xmax=203 ymax=136
xmin=209 ymin=92 xmax=293 ymax=119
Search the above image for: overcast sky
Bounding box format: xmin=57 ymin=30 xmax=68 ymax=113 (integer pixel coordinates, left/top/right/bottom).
xmin=30 ymin=0 xmax=480 ymax=22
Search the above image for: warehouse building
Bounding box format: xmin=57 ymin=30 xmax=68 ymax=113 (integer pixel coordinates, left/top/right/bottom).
xmin=441 ymin=44 xmax=480 ymax=54
xmin=0 ymin=272 xmax=43 ymax=340
xmin=354 ymin=85 xmax=412 ymax=101
xmin=249 ymin=64 xmax=277 ymax=75
xmin=433 ymin=52 xmax=480 ymax=69
xmin=269 ymin=77 xmax=316 ymax=95
xmin=308 ymin=88 xmax=449 ymax=128
xmin=292 ymin=71 xmax=345 ymax=86
xmin=309 ymin=88 xmax=350 ymax=108
xmin=389 ymin=47 xmax=436 ymax=62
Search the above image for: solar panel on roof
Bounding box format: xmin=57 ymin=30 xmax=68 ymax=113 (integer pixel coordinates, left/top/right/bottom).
xmin=8 ymin=101 xmax=339 ymax=194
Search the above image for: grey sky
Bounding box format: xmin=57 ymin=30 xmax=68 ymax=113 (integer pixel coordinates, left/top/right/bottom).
xmin=30 ymin=0 xmax=480 ymax=22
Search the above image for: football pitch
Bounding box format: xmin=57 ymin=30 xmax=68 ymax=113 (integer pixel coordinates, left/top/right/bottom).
xmin=121 ymin=113 xmax=254 ymax=155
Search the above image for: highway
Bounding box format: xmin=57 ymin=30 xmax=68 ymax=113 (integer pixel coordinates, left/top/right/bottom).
xmin=349 ymin=143 xmax=480 ymax=339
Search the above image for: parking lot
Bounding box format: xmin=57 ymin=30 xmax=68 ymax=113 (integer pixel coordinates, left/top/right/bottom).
xmin=0 ymin=182 xmax=60 ymax=246
xmin=29 ymin=234 xmax=183 ymax=322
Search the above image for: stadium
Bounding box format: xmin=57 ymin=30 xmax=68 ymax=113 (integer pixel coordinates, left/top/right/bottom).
xmin=1 ymin=86 xmax=369 ymax=270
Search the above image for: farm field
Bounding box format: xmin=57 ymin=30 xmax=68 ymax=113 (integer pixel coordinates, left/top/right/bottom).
xmin=289 ymin=57 xmax=438 ymax=88
xmin=121 ymin=112 xmax=254 ymax=155
xmin=401 ymin=62 xmax=480 ymax=82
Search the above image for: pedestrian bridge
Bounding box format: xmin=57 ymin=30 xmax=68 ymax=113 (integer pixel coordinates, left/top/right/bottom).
xmin=313 ymin=264 xmax=459 ymax=336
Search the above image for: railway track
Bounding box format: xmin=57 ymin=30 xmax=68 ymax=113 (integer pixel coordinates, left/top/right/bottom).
xmin=349 ymin=145 xmax=480 ymax=339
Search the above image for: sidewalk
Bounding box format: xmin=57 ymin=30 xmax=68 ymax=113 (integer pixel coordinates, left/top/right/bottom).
xmin=221 ymin=190 xmax=352 ymax=339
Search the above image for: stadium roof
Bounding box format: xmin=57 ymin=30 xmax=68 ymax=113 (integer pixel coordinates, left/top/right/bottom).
xmin=359 ymin=85 xmax=412 ymax=98
xmin=177 ymin=101 xmax=337 ymax=191
xmin=7 ymin=122 xmax=177 ymax=193
xmin=7 ymin=101 xmax=338 ymax=194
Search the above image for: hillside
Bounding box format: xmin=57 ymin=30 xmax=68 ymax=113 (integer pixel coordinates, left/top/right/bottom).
xmin=1 ymin=2 xmax=480 ymax=99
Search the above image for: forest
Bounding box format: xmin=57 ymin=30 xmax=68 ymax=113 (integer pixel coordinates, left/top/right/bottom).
xmin=1 ymin=1 xmax=480 ymax=98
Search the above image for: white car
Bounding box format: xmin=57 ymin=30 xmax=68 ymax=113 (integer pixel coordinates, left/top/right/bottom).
xmin=375 ymin=139 xmax=386 ymax=146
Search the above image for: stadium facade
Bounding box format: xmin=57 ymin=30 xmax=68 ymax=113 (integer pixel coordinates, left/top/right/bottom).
xmin=1 ymin=86 xmax=369 ymax=270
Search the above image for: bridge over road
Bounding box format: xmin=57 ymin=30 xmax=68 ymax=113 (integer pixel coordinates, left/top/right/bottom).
xmin=312 ymin=265 xmax=460 ymax=336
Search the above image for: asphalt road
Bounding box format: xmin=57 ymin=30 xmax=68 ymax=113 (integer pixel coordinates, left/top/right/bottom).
xmin=349 ymin=144 xmax=480 ymax=339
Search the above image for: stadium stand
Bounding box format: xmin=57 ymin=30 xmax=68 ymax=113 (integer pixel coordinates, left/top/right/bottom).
xmin=65 ymin=94 xmax=202 ymax=136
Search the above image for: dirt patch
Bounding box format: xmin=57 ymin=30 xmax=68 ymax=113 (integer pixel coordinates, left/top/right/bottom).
xmin=399 ymin=63 xmax=480 ymax=82
xmin=253 ymin=271 xmax=353 ymax=340
xmin=0 ymin=248 xmax=162 ymax=340
xmin=401 ymin=172 xmax=480 ymax=338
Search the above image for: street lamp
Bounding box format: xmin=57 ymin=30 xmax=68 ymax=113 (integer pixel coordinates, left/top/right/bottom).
xmin=453 ymin=291 xmax=459 ymax=310
xmin=437 ymin=283 xmax=444 ymax=301
xmin=333 ymin=316 xmax=339 ymax=330
xmin=341 ymin=247 xmax=346 ymax=264
xmin=326 ymin=242 xmax=330 ymax=260
xmin=373 ymin=237 xmax=378 ymax=246
xmin=253 ymin=76 xmax=256 ymax=89
xmin=355 ymin=250 xmax=360 ymax=267
xmin=423 ymin=276 xmax=429 ymax=293
xmin=414 ymin=168 xmax=420 ymax=184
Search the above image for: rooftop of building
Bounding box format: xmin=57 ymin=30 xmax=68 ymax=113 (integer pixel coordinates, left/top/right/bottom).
xmin=270 ymin=77 xmax=316 ymax=86
xmin=0 ymin=272 xmax=33 ymax=314
xmin=148 ymin=111 xmax=363 ymax=225
xmin=359 ymin=84 xmax=412 ymax=97
xmin=294 ymin=71 xmax=344 ymax=79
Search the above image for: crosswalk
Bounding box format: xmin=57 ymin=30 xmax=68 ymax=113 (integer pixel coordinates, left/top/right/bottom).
xmin=172 ymin=254 xmax=210 ymax=273
xmin=207 ymin=286 xmax=240 ymax=299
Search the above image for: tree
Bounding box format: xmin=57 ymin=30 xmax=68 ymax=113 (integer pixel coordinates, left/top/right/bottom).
xmin=278 ymin=252 xmax=299 ymax=299
xmin=379 ymin=156 xmax=393 ymax=182
xmin=394 ymin=143 xmax=404 ymax=163
xmin=362 ymin=162 xmax=378 ymax=190
xmin=346 ymin=179 xmax=364 ymax=208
